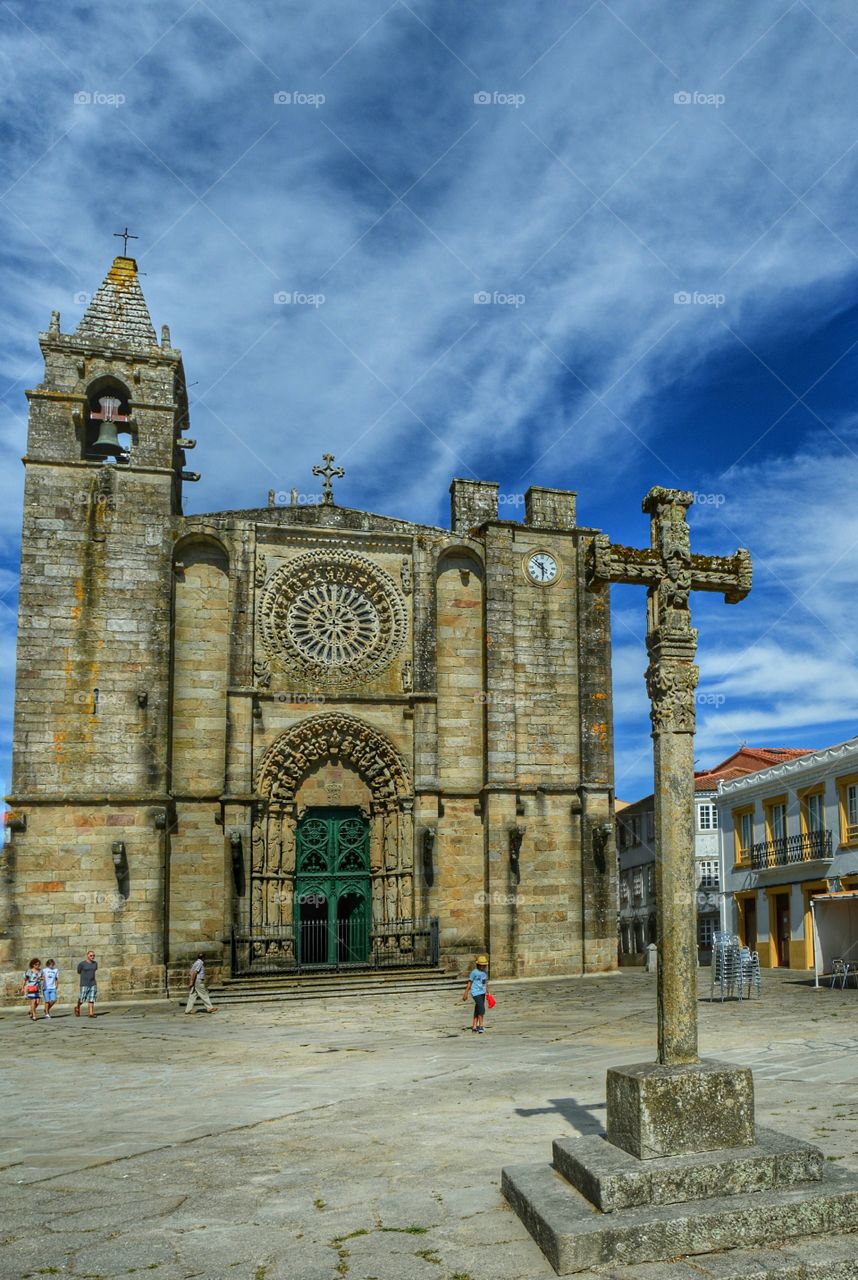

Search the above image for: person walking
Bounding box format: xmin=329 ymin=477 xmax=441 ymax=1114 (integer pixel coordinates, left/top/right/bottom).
xmin=185 ymin=953 xmax=216 ymax=1014
xmin=74 ymin=950 xmax=98 ymax=1018
xmin=42 ymin=959 xmax=59 ymax=1018
xmin=462 ymin=953 xmax=490 ymax=1034
xmin=21 ymin=958 xmax=42 ymax=1021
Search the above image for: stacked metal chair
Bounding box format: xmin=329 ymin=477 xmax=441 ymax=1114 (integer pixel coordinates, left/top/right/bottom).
xmin=738 ymin=945 xmax=762 ymax=999
xmin=710 ymin=931 xmax=761 ymax=1001
xmin=711 ymin=931 xmax=740 ymax=1001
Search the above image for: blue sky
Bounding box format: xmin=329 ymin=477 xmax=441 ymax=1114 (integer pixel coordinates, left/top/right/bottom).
xmin=1 ymin=0 xmax=858 ymax=800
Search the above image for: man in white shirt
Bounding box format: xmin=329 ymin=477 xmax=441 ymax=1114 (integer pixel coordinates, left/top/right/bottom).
xmin=185 ymin=953 xmax=217 ymax=1014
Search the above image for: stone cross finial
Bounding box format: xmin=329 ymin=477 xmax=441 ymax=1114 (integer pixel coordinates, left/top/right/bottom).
xmin=312 ymin=453 xmax=344 ymax=505
xmin=589 ymin=487 xmax=751 ymax=1066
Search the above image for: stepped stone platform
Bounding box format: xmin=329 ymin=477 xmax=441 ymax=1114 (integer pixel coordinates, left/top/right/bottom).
xmin=502 ymin=1125 xmax=858 ymax=1275
xmin=552 ymin=1125 xmax=823 ymax=1211
xmin=587 ymin=1233 xmax=858 ymax=1279
xmin=203 ymin=965 xmax=462 ymax=1004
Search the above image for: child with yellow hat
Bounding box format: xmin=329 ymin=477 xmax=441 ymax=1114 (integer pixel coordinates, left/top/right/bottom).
xmin=462 ymin=953 xmax=491 ymax=1033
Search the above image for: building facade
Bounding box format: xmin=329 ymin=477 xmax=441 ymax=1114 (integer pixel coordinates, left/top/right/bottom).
xmin=0 ymin=255 xmax=619 ymax=999
xmin=616 ymin=795 xmax=656 ymax=958
xmin=616 ymin=748 xmax=802 ymax=961
xmin=718 ymin=737 xmax=858 ymax=969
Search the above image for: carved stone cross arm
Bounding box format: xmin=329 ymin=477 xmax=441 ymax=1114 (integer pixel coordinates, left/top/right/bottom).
xmin=588 ymin=485 xmax=751 ymax=607
xmin=590 ymin=537 xmax=750 ymax=599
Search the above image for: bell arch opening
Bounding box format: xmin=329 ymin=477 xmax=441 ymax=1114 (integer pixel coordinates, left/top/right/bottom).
xmin=82 ymin=377 xmax=135 ymax=463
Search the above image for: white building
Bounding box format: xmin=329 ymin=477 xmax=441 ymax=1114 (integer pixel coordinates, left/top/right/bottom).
xmin=717 ymin=736 xmax=858 ymax=969
xmin=617 ymin=747 xmax=804 ymax=961
xmin=616 ymin=795 xmax=656 ymax=958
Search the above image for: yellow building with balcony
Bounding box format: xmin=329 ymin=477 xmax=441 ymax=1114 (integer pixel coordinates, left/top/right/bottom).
xmin=718 ymin=737 xmax=858 ymax=969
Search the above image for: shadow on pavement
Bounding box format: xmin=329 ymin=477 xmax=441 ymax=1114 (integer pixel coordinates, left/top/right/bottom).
xmin=515 ymin=1096 xmax=606 ymax=1135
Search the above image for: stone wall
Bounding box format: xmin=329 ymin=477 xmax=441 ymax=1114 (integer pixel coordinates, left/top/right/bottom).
xmin=3 ymin=801 xmax=167 ymax=999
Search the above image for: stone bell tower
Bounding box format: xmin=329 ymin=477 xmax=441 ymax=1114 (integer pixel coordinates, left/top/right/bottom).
xmin=1 ymin=255 xmax=196 ymax=995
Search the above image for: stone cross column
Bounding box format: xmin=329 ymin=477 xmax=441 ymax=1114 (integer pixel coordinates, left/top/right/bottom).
xmin=589 ymin=487 xmax=751 ymax=1068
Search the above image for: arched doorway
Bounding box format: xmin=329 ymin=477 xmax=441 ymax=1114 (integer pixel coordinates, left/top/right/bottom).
xmin=295 ymin=809 xmax=371 ymax=966
xmin=234 ymin=712 xmax=426 ymax=974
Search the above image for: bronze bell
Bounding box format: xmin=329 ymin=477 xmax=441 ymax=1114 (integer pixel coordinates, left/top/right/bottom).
xmin=89 ymin=395 xmax=128 ymax=459
xmin=90 ymin=421 xmax=124 ymax=458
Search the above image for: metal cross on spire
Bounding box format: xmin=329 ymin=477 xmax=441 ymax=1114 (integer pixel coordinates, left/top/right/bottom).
xmin=312 ymin=453 xmax=345 ymax=505
xmin=113 ymin=227 xmax=139 ymax=256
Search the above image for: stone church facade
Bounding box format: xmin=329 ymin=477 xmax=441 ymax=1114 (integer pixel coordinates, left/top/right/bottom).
xmin=1 ymin=256 xmax=617 ymax=999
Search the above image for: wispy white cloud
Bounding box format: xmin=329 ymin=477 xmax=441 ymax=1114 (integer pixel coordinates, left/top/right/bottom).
xmin=1 ymin=0 xmax=858 ymax=793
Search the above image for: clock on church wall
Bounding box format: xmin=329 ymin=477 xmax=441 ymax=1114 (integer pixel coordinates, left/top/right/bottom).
xmin=523 ymin=549 xmax=561 ymax=586
xmin=257 ymin=548 xmax=408 ymax=688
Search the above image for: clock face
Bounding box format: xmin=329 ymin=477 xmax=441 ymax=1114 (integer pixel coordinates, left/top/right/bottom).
xmin=525 ymin=551 xmax=559 ymax=585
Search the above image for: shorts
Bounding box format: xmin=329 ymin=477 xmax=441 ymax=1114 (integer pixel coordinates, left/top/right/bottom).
xmin=78 ymin=985 xmax=97 ymax=1003
xmin=472 ymin=994 xmax=486 ymax=1017
xmin=43 ymin=988 xmax=57 ymax=1002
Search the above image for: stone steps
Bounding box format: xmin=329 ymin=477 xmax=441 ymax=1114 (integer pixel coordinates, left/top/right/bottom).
xmin=502 ymin=1158 xmax=858 ymax=1275
xmin=202 ymin=967 xmax=462 ymax=1004
xmin=591 ymin=1231 xmax=858 ymax=1278
xmin=551 ymin=1126 xmax=823 ymax=1212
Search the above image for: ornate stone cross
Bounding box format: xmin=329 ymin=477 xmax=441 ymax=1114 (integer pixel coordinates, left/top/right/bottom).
xmin=589 ymin=486 xmax=751 ymax=1067
xmin=312 ymin=453 xmax=344 ymax=505
xmin=503 ymin=487 xmax=858 ymax=1268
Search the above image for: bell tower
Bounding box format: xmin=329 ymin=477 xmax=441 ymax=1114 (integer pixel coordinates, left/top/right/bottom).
xmin=2 ymin=254 xmax=197 ymax=996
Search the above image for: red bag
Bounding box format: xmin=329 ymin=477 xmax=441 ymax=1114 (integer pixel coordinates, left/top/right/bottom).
xmin=486 ymin=993 xmax=496 ymax=1010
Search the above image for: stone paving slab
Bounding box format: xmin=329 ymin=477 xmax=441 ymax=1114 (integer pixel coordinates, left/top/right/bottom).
xmin=1 ymin=970 xmax=857 ymax=1280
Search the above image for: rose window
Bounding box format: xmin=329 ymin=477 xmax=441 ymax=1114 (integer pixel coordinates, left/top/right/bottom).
xmin=258 ymin=549 xmax=407 ymax=686
xmin=287 ymin=582 xmax=380 ymax=666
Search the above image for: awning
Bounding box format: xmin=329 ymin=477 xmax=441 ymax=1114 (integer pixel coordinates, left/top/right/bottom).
xmin=811 ymin=892 xmax=858 ymax=988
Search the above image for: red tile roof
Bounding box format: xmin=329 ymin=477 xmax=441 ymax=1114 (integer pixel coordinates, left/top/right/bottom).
xmin=693 ymin=746 xmax=813 ymax=791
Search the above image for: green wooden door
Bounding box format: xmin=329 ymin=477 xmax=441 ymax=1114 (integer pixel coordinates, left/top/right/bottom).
xmin=295 ymin=809 xmax=371 ymax=966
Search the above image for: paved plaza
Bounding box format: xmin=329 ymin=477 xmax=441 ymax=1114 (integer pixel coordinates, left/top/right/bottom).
xmin=1 ymin=970 xmax=857 ymax=1280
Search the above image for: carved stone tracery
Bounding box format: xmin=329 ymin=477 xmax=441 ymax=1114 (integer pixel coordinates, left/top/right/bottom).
xmin=257 ymin=549 xmax=407 ymax=688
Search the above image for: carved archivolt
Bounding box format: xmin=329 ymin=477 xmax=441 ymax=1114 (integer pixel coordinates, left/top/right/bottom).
xmin=256 ymin=712 xmax=411 ymax=806
xmin=257 ymin=549 xmax=407 ymax=688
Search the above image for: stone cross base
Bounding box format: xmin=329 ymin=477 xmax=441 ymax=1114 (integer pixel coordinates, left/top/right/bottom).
xmin=502 ymin=1114 xmax=858 ymax=1274
xmin=606 ymin=1059 xmax=755 ymax=1159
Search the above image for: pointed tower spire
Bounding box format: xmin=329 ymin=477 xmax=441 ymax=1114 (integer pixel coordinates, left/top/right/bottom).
xmin=74 ymin=256 xmax=158 ymax=351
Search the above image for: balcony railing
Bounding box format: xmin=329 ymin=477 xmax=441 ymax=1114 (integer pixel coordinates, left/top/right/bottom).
xmin=742 ymin=828 xmax=832 ymax=871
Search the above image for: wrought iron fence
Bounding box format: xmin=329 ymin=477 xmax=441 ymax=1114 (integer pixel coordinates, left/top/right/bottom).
xmin=230 ymin=916 xmax=439 ymax=977
xmin=748 ymin=828 xmax=832 ymax=871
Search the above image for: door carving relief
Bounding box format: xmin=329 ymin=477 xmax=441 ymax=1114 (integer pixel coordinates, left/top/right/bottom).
xmin=250 ymin=713 xmax=415 ymax=956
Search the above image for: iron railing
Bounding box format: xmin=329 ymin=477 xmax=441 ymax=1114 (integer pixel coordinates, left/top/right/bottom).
xmin=745 ymin=828 xmax=832 ymax=871
xmin=230 ymin=916 xmax=440 ymax=977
